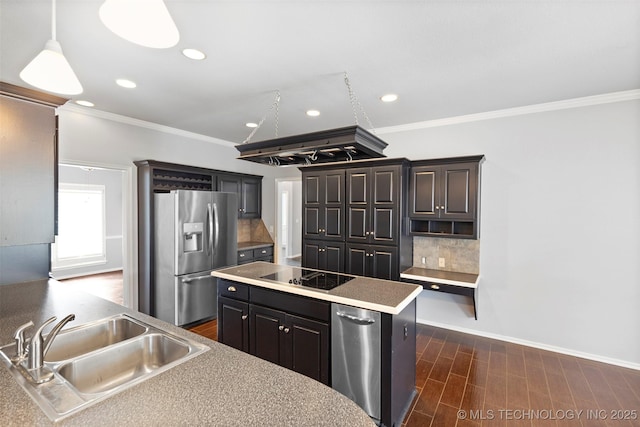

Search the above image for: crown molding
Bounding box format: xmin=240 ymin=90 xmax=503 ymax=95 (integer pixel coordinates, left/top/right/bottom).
xmin=57 ymin=103 xmax=236 ymax=147
xmin=376 ymin=89 xmax=640 ymax=135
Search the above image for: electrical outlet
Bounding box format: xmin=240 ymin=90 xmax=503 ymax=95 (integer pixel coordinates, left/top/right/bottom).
xmin=438 ymin=257 xmax=446 ymax=268
xmin=421 ymin=257 xmax=426 ymax=265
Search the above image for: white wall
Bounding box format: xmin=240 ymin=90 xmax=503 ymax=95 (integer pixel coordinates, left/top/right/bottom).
xmin=382 ymin=99 xmax=640 ymax=367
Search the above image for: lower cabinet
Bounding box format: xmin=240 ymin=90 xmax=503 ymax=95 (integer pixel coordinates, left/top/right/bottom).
xmin=302 ymin=240 xmax=345 ymax=272
xmin=346 ymin=243 xmax=399 ymax=280
xmin=217 ymin=279 xmax=330 ymax=385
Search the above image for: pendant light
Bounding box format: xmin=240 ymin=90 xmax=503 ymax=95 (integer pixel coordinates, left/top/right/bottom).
xmin=99 ymin=0 xmax=180 ymax=49
xmin=19 ymin=0 xmax=83 ymax=95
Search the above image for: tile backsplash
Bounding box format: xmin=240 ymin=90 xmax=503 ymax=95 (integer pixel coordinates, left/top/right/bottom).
xmin=238 ymin=219 xmax=273 ymax=243
xmin=413 ymin=236 xmax=479 ymax=274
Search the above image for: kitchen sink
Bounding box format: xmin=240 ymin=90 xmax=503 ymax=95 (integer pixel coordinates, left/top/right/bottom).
xmin=0 ymin=314 xmax=209 ymax=422
xmin=45 ymin=316 xmax=147 ymax=362
xmin=58 ymin=333 xmax=190 ymax=394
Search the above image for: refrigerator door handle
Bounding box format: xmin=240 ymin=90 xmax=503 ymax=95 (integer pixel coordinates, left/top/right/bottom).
xmin=182 ymin=274 xmax=213 ymax=283
xmin=212 ymin=202 xmax=220 ymax=254
xmin=207 ymin=203 xmax=213 ymax=256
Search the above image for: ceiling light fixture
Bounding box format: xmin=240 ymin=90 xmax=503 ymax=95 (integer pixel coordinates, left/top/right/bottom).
xmin=99 ymin=0 xmax=179 ymax=49
xmin=182 ymin=48 xmax=206 ymax=60
xmin=306 ymin=110 xmax=320 ymax=117
xmin=245 ymin=122 xmax=258 ymax=128
xmin=75 ymin=100 xmax=94 ymax=107
xmin=380 ymin=94 xmax=398 ymax=103
xmin=116 ymin=79 xmax=137 ymax=89
xmin=19 ymin=0 xmax=83 ymax=95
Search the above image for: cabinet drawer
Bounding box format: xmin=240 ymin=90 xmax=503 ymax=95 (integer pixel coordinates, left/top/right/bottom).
xmin=237 ymin=249 xmax=254 ymax=264
xmin=253 ymin=246 xmax=273 ymax=258
xmin=250 ymin=287 xmax=330 ymax=323
xmin=217 ymin=279 xmax=250 ymax=301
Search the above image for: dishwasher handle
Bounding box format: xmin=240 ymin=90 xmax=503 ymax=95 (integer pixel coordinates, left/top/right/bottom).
xmin=336 ymin=311 xmax=376 ymax=325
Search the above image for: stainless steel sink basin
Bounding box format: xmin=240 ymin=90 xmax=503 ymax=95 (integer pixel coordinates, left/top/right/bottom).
xmin=58 ymin=333 xmax=189 ymax=394
xmin=45 ymin=316 xmax=147 ymax=362
xmin=0 ymin=314 xmax=209 ymax=422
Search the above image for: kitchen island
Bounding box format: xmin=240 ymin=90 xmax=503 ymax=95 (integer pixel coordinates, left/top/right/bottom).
xmin=0 ymin=279 xmax=374 ymax=426
xmin=212 ymin=262 xmax=423 ymax=427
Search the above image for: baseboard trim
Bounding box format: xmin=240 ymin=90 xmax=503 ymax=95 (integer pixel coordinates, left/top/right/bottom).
xmin=416 ymin=318 xmax=640 ymax=371
xmin=52 ymin=268 xmax=123 ymax=281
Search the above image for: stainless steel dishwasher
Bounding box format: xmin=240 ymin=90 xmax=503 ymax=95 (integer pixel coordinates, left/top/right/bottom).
xmin=331 ymin=303 xmax=381 ymax=422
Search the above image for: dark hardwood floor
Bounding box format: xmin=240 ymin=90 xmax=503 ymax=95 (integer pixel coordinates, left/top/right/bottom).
xmin=57 ymin=270 xmax=124 ymax=306
xmin=190 ymin=320 xmax=640 ymax=427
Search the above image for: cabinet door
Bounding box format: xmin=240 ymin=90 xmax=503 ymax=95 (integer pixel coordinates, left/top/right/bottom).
xmin=303 ymin=174 xmax=322 ymax=238
xmin=345 ymin=244 xmax=369 ymax=277
xmin=217 ymin=296 xmax=249 ymax=352
xmin=409 ymin=166 xmax=438 ymax=217
xmin=370 ymin=245 xmax=399 ymax=281
xmin=241 ymin=177 xmax=261 ymax=218
xmin=286 ymin=314 xmax=329 ymax=385
xmin=1 ymin=96 xmax=55 ymax=246
xmin=346 ymin=168 xmax=370 ymax=243
xmin=323 ymin=242 xmax=345 ymax=273
xmin=302 ymin=240 xmax=322 ymax=270
xmin=218 ymin=174 xmax=242 ymax=215
xmin=250 ymin=305 xmax=287 ymax=365
xmin=440 ymin=162 xmax=477 ymax=220
xmin=323 ymin=170 xmax=345 ymax=240
xmin=370 ymin=166 xmax=400 ymax=245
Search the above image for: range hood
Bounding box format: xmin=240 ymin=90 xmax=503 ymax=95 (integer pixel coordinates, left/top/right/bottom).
xmin=235 ymin=125 xmax=388 ymax=167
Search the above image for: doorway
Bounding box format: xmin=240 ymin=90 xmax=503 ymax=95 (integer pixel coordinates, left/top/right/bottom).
xmin=51 ymin=162 xmax=133 ymax=307
xmin=276 ymin=178 xmax=302 ymax=266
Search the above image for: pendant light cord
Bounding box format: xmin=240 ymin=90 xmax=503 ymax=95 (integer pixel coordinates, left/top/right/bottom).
xmin=52 ymin=0 xmax=57 ymax=41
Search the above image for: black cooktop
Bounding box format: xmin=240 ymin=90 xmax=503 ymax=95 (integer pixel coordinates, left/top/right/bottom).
xmin=261 ymin=269 xmax=355 ymax=291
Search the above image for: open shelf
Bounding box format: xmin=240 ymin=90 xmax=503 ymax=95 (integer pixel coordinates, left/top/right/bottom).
xmin=409 ymin=219 xmax=476 ymax=239
xmin=152 ymin=168 xmax=213 ymax=192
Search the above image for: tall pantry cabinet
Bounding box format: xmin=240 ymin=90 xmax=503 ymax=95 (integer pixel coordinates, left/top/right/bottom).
xmin=301 ymin=158 xmax=411 ymax=281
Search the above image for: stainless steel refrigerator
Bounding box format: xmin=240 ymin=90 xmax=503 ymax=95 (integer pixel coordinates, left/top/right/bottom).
xmin=153 ymin=190 xmax=237 ymax=326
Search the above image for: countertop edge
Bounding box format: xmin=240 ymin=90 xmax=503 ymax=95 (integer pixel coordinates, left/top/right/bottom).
xmin=212 ymin=268 xmax=421 ymax=315
xmin=400 ymin=272 xmax=479 ymax=288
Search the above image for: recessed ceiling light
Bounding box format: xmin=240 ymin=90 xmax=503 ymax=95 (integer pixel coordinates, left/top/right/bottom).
xmin=75 ymin=100 xmax=95 ymax=107
xmin=182 ymin=48 xmax=206 ymax=60
xmin=306 ymin=110 xmax=320 ymax=117
xmin=380 ymin=94 xmax=398 ymax=103
xmin=116 ymin=78 xmax=137 ymax=89
xmin=246 ymin=122 xmax=258 ymax=128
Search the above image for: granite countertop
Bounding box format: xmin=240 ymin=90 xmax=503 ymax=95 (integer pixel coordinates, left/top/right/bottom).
xmin=400 ymin=266 xmax=479 ymax=288
xmin=212 ymin=262 xmax=422 ymax=315
xmin=0 ymin=280 xmax=374 ymax=426
xmin=237 ymin=241 xmax=273 ymax=251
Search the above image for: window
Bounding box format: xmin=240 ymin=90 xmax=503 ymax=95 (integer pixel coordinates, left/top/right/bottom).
xmin=52 ymin=183 xmax=106 ymax=270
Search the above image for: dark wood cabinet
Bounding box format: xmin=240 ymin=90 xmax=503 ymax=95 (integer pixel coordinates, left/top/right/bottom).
xmin=408 ymin=156 xmax=483 ymax=239
xmin=346 ymin=164 xmax=402 ymax=246
xmin=237 ymin=244 xmax=274 ymax=265
xmin=302 ymin=240 xmax=345 ymax=272
xmin=346 ymin=243 xmax=399 ymax=280
xmin=302 ymin=169 xmax=345 ymax=241
xmin=217 ymin=279 xmax=330 ymax=385
xmin=217 ymin=296 xmax=249 ymax=352
xmin=219 ymin=174 xmax=262 ymax=218
xmin=301 ymin=159 xmax=411 ymax=280
xmin=135 ymin=160 xmax=262 ymax=315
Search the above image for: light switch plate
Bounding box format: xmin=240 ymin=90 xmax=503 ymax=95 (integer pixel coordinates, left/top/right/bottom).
xmin=438 ymin=257 xmax=446 ymax=268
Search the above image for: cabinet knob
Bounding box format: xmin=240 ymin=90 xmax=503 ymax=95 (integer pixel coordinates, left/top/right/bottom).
xmin=430 ymin=284 xmax=440 ymax=290
xmin=278 ymin=325 xmax=284 ymax=331
xmin=239 ymin=253 xmax=245 ymax=258
xmin=440 ymin=206 xmax=445 ymax=210
xmin=241 ymin=314 xmax=248 ymax=320
xmin=228 ymin=286 xmax=237 ymax=292
xmin=261 ymin=250 xmax=266 ymax=254
xmin=283 ymin=327 xmax=290 ymax=334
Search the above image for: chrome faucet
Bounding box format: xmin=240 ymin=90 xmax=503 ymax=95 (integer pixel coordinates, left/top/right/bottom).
xmin=12 ymin=314 xmax=75 ymax=383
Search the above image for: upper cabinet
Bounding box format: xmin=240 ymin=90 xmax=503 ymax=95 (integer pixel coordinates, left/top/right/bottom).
xmin=219 ymin=174 xmax=262 ymax=219
xmin=302 ymin=169 xmax=345 ymax=241
xmin=408 ymin=156 xmax=484 ymax=239
xmin=346 ymin=163 xmax=405 ymax=246
xmin=0 ymin=83 xmax=67 ymax=247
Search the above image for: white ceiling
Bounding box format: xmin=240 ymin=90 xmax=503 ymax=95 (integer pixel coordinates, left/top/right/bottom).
xmin=2 ymin=1 xmax=639 ymax=144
